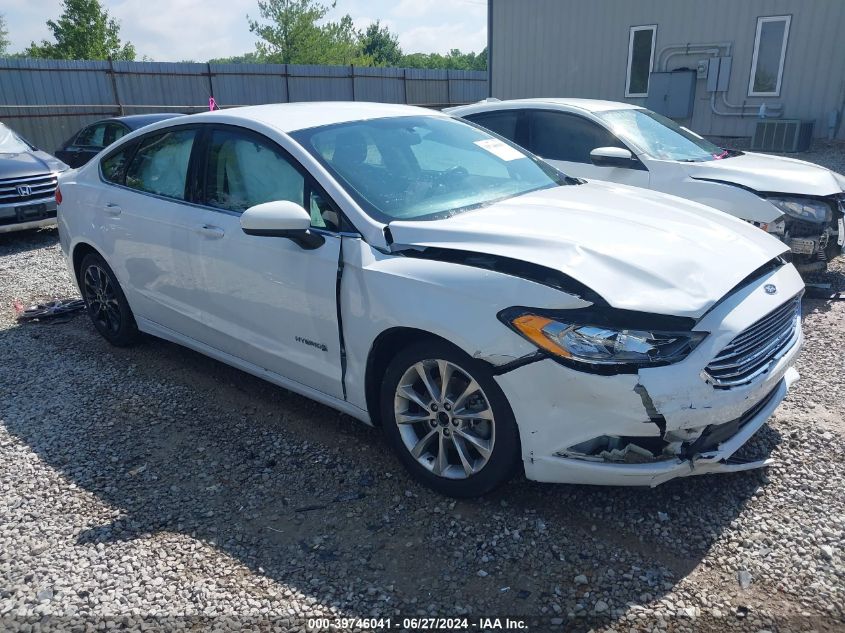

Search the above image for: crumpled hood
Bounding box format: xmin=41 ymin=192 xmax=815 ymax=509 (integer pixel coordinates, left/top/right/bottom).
xmin=0 ymin=150 xmax=65 ymax=180
xmin=685 ymin=151 xmax=845 ymax=196
xmin=388 ymin=182 xmax=789 ymax=318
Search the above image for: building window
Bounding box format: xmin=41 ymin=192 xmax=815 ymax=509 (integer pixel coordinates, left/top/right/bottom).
xmin=625 ymin=25 xmax=657 ymax=97
xmin=748 ymin=15 xmax=791 ymax=96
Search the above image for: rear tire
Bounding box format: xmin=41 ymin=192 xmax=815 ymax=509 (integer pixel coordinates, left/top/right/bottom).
xmin=381 ymin=340 xmax=521 ymax=497
xmin=79 ymin=252 xmax=140 ymax=347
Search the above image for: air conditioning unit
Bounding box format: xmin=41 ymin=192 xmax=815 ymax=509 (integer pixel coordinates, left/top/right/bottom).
xmin=751 ymin=119 xmax=814 ymax=152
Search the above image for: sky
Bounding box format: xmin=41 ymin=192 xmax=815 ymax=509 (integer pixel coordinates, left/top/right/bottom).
xmin=2 ymin=0 xmax=488 ymax=61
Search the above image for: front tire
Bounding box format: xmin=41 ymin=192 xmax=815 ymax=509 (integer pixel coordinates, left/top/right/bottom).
xmin=79 ymin=252 xmax=140 ymax=347
xmin=381 ymin=340 xmax=521 ymax=497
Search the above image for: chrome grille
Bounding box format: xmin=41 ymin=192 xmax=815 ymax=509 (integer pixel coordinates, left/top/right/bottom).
xmin=0 ymin=173 xmax=58 ymax=205
xmin=704 ymin=295 xmax=801 ymax=389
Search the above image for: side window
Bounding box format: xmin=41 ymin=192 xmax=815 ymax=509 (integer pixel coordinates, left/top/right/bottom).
xmin=100 ymin=142 xmax=138 ymax=184
xmin=626 ymin=25 xmax=657 ymax=97
xmin=748 ymin=15 xmax=790 ymax=96
xmin=104 ymin=123 xmax=128 ymax=147
xmin=204 ymin=129 xmax=304 ymax=213
xmin=309 ymin=188 xmax=341 ymax=232
xmin=465 ymin=111 xmax=520 ymax=143
xmin=125 ymin=129 xmax=196 ymax=200
xmin=75 ymin=123 xmax=109 ymax=148
xmin=528 ymin=111 xmax=623 ymax=164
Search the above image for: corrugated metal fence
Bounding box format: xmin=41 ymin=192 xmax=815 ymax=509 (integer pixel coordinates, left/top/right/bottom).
xmin=0 ymin=59 xmax=488 ymax=151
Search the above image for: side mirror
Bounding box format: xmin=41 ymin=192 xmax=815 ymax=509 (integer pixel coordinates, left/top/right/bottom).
xmin=590 ymin=146 xmax=636 ymax=168
xmin=240 ymin=200 xmax=325 ymax=249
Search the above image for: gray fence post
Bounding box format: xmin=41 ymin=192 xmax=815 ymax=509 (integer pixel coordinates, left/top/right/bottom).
xmin=108 ymin=57 xmax=124 ymax=116
xmin=206 ymin=62 xmax=214 ymax=107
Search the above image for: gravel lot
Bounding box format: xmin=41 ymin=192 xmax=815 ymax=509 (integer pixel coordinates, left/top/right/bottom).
xmin=1 ymin=147 xmax=844 ymax=632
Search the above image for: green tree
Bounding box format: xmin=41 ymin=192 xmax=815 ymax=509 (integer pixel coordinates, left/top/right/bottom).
xmin=0 ymin=14 xmax=10 ymax=56
xmin=359 ymin=21 xmax=401 ymax=66
xmin=25 ymin=0 xmax=135 ymax=60
xmin=399 ymin=48 xmax=486 ymax=71
xmin=248 ymin=0 xmax=363 ymax=65
xmin=208 ymin=52 xmax=263 ymax=65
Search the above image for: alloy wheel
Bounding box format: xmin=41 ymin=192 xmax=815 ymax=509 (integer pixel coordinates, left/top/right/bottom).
xmin=83 ymin=264 xmax=121 ymax=334
xmin=393 ymin=359 xmax=496 ymax=479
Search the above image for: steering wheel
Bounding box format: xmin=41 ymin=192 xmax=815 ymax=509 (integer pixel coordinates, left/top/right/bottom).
xmin=434 ymin=165 xmax=469 ymax=187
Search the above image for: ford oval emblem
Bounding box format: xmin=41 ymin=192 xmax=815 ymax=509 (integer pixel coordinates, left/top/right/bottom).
xmin=764 ymin=284 xmax=777 ymax=295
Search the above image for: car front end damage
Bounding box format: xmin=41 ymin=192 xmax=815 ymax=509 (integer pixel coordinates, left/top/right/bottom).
xmin=493 ymin=262 xmax=803 ymax=487
xmin=766 ymin=192 xmax=845 ymax=273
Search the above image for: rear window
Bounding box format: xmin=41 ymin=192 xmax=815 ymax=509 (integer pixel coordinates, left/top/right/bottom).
xmin=465 ymin=111 xmax=521 ymax=142
xmin=124 ymin=129 xmax=197 ymax=200
xmin=101 ymin=143 xmax=138 ymax=185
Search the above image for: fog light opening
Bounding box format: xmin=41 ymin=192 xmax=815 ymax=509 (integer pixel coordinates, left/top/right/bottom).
xmin=559 ymin=435 xmax=671 ymax=464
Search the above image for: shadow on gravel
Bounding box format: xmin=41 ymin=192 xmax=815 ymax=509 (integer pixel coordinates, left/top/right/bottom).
xmin=0 ymin=313 xmax=782 ymax=623
xmin=0 ymin=226 xmax=59 ymax=257
xmin=802 ymin=259 xmax=845 ymax=317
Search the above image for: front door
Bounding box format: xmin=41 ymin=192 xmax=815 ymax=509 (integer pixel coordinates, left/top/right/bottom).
xmin=190 ymin=126 xmax=345 ymax=399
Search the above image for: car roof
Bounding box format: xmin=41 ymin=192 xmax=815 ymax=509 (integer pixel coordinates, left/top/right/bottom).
xmin=178 ymin=102 xmax=449 ymax=133
xmin=110 ymin=113 xmax=186 ymax=129
xmin=448 ymin=98 xmax=642 ymax=115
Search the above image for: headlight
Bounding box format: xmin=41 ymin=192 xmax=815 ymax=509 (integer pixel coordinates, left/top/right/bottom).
xmin=500 ymin=310 xmax=707 ymax=370
xmin=767 ymin=196 xmax=832 ymax=223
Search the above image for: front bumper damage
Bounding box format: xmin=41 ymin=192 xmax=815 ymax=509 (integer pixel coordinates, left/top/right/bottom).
xmin=494 ymin=264 xmax=804 ymax=487
xmin=782 ymin=194 xmax=845 ymax=273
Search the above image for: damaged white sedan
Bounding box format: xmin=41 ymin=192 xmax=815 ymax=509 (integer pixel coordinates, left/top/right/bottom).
xmin=57 ymin=103 xmax=802 ymax=497
xmin=449 ymin=99 xmax=845 ymax=273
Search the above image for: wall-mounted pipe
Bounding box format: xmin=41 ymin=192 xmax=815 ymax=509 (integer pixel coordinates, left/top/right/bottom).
xmin=656 ymin=42 xmax=733 ymax=70
xmin=710 ymin=92 xmax=782 ymax=118
xmin=663 ymin=48 xmax=721 ymax=72
xmin=719 ymin=91 xmax=783 ymax=114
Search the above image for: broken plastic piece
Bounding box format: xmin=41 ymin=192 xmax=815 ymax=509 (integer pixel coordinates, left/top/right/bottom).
xmin=15 ymin=298 xmax=85 ymax=323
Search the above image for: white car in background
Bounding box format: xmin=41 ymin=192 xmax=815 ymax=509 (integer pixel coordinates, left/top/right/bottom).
xmin=448 ymin=99 xmax=845 ymax=273
xmin=58 ymin=102 xmax=802 ymax=497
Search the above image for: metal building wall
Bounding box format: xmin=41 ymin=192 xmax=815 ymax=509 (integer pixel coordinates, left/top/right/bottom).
xmin=490 ymin=0 xmax=845 ymax=139
xmin=0 ymin=59 xmax=488 ymax=151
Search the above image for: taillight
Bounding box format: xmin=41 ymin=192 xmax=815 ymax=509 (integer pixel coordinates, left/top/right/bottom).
xmin=55 ymin=186 xmax=62 ymax=205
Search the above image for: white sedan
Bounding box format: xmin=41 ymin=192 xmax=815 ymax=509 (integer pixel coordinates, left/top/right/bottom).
xmin=58 ymin=102 xmax=802 ymax=497
xmin=448 ymin=98 xmax=845 ymax=273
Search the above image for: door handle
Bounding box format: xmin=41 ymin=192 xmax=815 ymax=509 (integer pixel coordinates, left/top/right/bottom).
xmin=196 ymin=224 xmax=225 ymax=239
xmin=104 ymin=203 xmax=122 ymax=216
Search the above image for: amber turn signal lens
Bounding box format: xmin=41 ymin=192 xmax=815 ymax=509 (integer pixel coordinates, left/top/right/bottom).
xmin=511 ymin=314 xmax=571 ymax=358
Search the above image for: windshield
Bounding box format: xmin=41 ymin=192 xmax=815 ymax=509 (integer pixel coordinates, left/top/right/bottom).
xmin=597 ymin=109 xmax=725 ymax=162
xmin=0 ymin=124 xmax=33 ymax=154
xmin=292 ymin=115 xmax=565 ymax=222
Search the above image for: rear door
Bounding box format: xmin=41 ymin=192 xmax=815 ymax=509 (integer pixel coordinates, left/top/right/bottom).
xmin=97 ymin=126 xmax=209 ymax=336
xmin=524 ymin=109 xmax=650 ymax=187
xmin=188 ymin=125 xmax=345 ymax=398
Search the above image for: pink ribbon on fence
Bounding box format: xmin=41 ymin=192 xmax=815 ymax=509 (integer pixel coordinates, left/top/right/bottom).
xmin=209 ymin=97 xmax=218 ymax=111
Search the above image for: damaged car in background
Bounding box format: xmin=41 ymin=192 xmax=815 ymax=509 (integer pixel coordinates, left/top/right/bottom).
xmin=448 ymin=99 xmax=845 ymax=273
xmin=57 ymin=103 xmax=802 ymax=497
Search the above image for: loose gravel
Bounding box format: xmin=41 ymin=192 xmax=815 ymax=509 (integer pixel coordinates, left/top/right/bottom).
xmin=1 ymin=146 xmax=844 ymax=632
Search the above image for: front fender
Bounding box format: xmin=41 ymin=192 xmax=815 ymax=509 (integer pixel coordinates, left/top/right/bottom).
xmin=340 ymin=239 xmax=590 ymax=413
xmin=651 ymin=164 xmax=782 ymax=224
